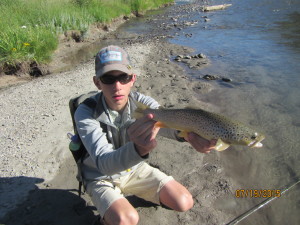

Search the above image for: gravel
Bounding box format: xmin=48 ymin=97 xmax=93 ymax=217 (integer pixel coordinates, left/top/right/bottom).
xmin=0 ymin=42 xmax=153 ymax=218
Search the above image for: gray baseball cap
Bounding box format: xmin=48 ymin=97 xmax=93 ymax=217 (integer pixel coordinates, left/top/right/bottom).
xmin=95 ymin=45 xmax=133 ymax=78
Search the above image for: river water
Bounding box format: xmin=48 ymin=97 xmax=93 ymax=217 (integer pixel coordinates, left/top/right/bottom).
xmin=120 ymin=0 xmax=300 ymax=224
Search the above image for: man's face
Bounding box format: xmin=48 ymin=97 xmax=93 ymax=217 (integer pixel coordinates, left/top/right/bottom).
xmin=94 ymin=70 xmax=136 ymax=112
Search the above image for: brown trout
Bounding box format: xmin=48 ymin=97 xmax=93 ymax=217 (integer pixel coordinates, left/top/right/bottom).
xmin=134 ymin=103 xmax=265 ymax=151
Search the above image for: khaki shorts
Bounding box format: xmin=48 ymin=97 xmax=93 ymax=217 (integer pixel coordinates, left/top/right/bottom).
xmin=85 ymin=162 xmax=174 ymax=217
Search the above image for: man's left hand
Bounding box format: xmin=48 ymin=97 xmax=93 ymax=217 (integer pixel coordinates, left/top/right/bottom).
xmin=185 ymin=132 xmax=216 ymax=154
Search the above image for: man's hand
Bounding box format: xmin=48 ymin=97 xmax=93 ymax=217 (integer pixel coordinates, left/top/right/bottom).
xmin=185 ymin=132 xmax=216 ymax=154
xmin=128 ymin=114 xmax=160 ymax=157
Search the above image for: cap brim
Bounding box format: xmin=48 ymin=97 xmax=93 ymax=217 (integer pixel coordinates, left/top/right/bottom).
xmin=96 ymin=64 xmax=132 ymax=78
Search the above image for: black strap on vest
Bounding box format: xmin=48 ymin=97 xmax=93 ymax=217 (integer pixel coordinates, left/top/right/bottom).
xmin=81 ymin=97 xmax=110 ymax=143
xmin=74 ymin=94 xmax=112 ymax=197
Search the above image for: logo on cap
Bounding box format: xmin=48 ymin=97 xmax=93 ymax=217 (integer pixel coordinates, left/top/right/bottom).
xmin=100 ymin=51 xmax=122 ymax=63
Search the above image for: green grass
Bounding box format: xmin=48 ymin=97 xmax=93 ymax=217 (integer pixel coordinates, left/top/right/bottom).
xmin=0 ymin=0 xmax=173 ymax=71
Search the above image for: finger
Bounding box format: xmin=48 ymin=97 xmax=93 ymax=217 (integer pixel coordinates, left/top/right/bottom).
xmin=210 ymin=139 xmax=217 ymax=147
xmin=188 ymin=132 xmax=209 ymax=145
xmin=143 ymin=131 xmax=158 ymax=146
xmin=187 ymin=132 xmax=213 ymax=153
xmin=138 ymin=123 xmax=157 ymax=141
xmin=134 ymin=128 xmax=158 ymax=154
xmin=129 ymin=120 xmax=157 ymax=138
xmin=129 ymin=114 xmax=154 ymax=131
xmin=133 ymin=121 xmax=160 ymax=149
xmin=208 ymin=139 xmax=217 ymax=150
xmin=133 ymin=114 xmax=154 ymax=126
xmin=149 ymin=125 xmax=160 ymax=141
xmin=128 ymin=114 xmax=155 ymax=136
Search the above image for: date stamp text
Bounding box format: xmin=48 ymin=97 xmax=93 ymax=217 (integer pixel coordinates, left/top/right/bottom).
xmin=235 ymin=189 xmax=281 ymax=198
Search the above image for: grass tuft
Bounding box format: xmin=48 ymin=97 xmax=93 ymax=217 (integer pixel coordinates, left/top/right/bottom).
xmin=0 ymin=0 xmax=173 ymax=72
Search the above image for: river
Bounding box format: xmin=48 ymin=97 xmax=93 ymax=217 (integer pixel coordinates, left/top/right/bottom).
xmin=120 ymin=0 xmax=300 ymax=224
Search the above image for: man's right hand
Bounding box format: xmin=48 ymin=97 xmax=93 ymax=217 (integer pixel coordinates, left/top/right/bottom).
xmin=127 ymin=114 xmax=160 ymax=157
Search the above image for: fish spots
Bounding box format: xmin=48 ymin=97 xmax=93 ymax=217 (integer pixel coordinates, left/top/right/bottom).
xmin=138 ymin=105 xmax=265 ymax=148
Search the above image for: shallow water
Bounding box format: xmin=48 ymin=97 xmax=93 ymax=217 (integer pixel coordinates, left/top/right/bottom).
xmin=121 ymin=0 xmax=300 ymax=224
xmin=173 ymin=1 xmax=300 ymax=224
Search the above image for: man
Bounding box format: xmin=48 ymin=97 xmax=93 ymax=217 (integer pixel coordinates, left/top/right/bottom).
xmin=75 ymin=45 xmax=216 ymax=225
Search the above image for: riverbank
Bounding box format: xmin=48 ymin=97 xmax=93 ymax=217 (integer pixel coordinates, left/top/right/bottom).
xmin=0 ymin=14 xmax=136 ymax=90
xmin=0 ymin=0 xmax=174 ymax=80
xmin=0 ymin=22 xmax=240 ymax=225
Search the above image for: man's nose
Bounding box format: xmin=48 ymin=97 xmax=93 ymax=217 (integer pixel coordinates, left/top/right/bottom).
xmin=112 ymin=81 xmax=122 ymax=90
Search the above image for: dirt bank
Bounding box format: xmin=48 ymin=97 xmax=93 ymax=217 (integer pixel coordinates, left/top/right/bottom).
xmin=0 ymin=15 xmax=130 ymax=90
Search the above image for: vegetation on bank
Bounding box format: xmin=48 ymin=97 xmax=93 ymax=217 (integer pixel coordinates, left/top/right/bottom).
xmin=0 ymin=0 xmax=173 ymax=74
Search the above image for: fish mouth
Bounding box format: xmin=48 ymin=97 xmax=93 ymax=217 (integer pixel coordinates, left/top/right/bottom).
xmin=248 ymin=136 xmax=265 ymax=148
xmin=248 ymin=141 xmax=263 ymax=148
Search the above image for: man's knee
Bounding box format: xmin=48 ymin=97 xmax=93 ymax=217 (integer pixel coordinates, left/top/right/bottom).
xmin=177 ymin=192 xmax=194 ymax=212
xmin=104 ymin=199 xmax=139 ymax=225
xmin=159 ymin=180 xmax=194 ymax=212
xmin=113 ymin=210 xmax=139 ymax=225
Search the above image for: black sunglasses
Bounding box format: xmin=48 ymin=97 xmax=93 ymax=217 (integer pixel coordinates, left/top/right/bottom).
xmin=100 ymin=73 xmax=133 ymax=85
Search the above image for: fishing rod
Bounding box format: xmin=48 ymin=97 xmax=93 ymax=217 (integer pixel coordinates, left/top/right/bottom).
xmin=226 ymin=178 xmax=300 ymax=225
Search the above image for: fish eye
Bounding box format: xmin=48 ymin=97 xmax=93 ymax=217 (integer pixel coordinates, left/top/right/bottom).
xmin=251 ymin=133 xmax=258 ymax=140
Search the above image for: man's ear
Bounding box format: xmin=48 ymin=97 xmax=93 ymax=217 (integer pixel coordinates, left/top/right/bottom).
xmin=132 ymin=74 xmax=137 ymax=83
xmin=93 ymin=76 xmax=102 ymax=90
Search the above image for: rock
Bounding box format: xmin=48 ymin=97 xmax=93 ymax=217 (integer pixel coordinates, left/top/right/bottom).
xmin=203 ymin=4 xmax=232 ymax=12
xmin=183 ymin=55 xmax=192 ymax=59
xmin=203 ymin=74 xmax=220 ymax=80
xmin=185 ymin=33 xmax=193 ymax=38
xmin=198 ymin=53 xmax=207 ymax=59
xmin=221 ymin=77 xmax=232 ymax=82
xmin=202 ymin=75 xmax=232 ymax=82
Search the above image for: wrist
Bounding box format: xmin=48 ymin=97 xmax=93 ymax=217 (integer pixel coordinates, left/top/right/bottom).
xmin=134 ymin=143 xmax=149 ymax=159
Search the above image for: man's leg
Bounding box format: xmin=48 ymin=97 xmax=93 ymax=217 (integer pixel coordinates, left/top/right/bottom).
xmin=159 ymin=180 xmax=194 ymax=212
xmin=103 ymin=198 xmax=139 ymax=225
xmin=120 ymin=163 xmax=194 ymax=212
xmin=86 ymin=180 xmax=139 ymax=225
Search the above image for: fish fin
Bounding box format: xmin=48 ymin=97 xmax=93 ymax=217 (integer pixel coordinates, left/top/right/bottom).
xmin=214 ymin=139 xmax=230 ymax=151
xmin=155 ymin=121 xmax=168 ymax=128
xmin=177 ymin=130 xmax=189 ymax=139
xmin=133 ymin=101 xmax=149 ymax=119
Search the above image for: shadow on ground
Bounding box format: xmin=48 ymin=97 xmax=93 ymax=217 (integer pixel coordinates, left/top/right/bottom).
xmin=0 ymin=176 xmax=161 ymax=225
